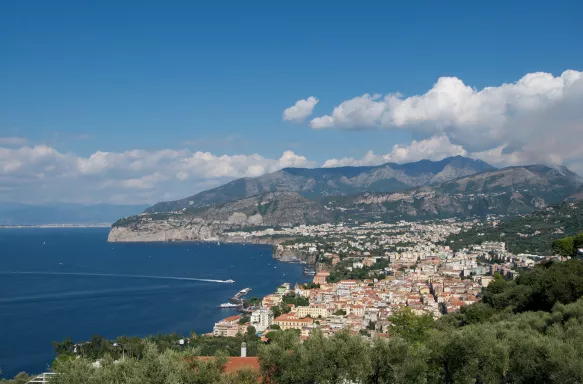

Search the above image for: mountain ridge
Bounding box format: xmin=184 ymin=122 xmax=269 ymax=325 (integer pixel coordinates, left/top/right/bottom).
xmin=146 ymin=156 xmax=496 ymax=213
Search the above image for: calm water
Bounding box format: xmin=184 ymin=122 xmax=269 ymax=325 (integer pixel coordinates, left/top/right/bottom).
xmin=0 ymin=228 xmax=308 ymax=378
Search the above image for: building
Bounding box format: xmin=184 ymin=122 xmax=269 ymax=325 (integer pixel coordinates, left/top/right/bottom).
xmin=273 ymin=313 xmax=314 ymax=330
xmin=213 ymin=315 xmax=242 ymax=337
xmin=313 ymin=271 xmax=330 ymax=285
xmin=250 ymin=308 xmax=274 ymax=332
xmin=262 ymin=294 xmax=283 ymax=307
xmin=295 ymin=304 xmax=329 ymax=319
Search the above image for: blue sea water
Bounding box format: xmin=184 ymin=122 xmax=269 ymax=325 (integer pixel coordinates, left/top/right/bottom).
xmin=0 ymin=228 xmax=309 ymax=378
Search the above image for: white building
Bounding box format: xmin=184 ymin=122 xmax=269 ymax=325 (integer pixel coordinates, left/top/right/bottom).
xmin=250 ymin=308 xmax=274 ymax=332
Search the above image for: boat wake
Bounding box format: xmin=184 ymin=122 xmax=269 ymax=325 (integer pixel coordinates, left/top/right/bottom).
xmin=0 ymin=271 xmax=234 ymax=284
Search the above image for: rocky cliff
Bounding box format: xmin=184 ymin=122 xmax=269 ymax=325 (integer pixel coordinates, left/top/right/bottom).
xmin=108 ymin=192 xmax=332 ymax=242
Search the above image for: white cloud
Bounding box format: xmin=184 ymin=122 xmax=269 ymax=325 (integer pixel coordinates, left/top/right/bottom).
xmin=312 ymin=69 xmax=583 ymax=171
xmin=283 ymin=96 xmax=319 ymax=122
xmin=322 ymin=135 xmax=467 ymax=167
xmin=0 ymin=145 xmax=315 ymax=204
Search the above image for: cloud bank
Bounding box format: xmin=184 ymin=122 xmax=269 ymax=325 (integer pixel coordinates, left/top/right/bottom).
xmin=310 ymin=69 xmax=583 ymax=175
xmin=283 ymin=96 xmax=319 ymax=122
xmin=0 ymin=145 xmax=315 ymax=204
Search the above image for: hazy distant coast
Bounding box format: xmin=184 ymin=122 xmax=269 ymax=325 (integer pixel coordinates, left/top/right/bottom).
xmin=1 ymin=223 xmax=111 ymax=229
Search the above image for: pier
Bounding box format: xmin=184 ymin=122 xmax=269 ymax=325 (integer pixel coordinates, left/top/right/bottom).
xmin=228 ymin=287 xmax=251 ymax=305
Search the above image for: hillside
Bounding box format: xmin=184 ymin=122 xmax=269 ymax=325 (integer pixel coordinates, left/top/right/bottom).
xmin=145 ymin=156 xmax=495 ymax=213
xmin=110 ymin=163 xmax=583 ymax=242
xmin=446 ymin=201 xmax=583 ymax=255
xmin=331 ymin=164 xmax=583 ymax=222
xmin=108 ymin=192 xmax=332 ymax=242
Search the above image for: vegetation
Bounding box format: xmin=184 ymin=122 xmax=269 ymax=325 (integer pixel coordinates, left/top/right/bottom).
xmin=50 ymin=332 xmax=262 ymax=363
xmin=7 ymin=255 xmax=583 ymax=383
xmin=447 ymin=202 xmax=583 ymax=255
xmin=552 ymin=233 xmax=583 ymax=256
xmin=328 ymin=258 xmax=388 ymax=282
xmin=0 ymin=372 xmax=32 ymax=384
xmin=281 ymin=292 xmax=309 ymax=307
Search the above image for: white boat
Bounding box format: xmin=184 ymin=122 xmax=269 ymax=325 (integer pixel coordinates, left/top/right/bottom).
xmin=218 ymin=303 xmax=239 ymax=308
xmin=225 ymin=279 xmax=235 ymax=283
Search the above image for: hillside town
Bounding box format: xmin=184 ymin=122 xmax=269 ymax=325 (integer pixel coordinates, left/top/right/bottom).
xmin=214 ymin=219 xmax=562 ymax=339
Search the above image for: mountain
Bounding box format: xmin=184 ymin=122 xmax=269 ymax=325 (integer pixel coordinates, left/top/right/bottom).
xmin=333 ymin=165 xmax=583 ymax=221
xmin=438 ymin=164 xmax=583 ymax=196
xmin=109 ymin=163 xmax=582 ymax=243
xmin=0 ymin=203 xmax=148 ymax=225
xmin=146 ymin=156 xmax=495 ymax=213
xmin=108 ymin=192 xmax=332 ymax=242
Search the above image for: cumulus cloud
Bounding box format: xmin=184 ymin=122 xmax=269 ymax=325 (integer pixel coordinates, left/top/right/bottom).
xmin=0 ymin=145 xmax=315 ymax=204
xmin=283 ymin=96 xmax=319 ymax=122
xmin=322 ymin=135 xmax=468 ymax=167
xmin=312 ymin=69 xmax=583 ymax=172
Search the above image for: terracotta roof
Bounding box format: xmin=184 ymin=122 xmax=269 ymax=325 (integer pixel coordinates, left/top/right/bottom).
xmin=198 ymin=356 xmax=260 ymax=374
xmin=222 ymin=315 xmax=242 ymax=323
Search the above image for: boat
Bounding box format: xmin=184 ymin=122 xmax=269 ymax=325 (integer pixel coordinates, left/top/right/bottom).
xmin=225 ymin=279 xmax=235 ymax=283
xmin=218 ymin=303 xmax=239 ymax=308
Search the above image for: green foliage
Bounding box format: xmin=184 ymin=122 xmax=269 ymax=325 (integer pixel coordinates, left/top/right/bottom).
xmin=552 ymin=236 xmax=575 ymax=256
xmin=333 ymin=309 xmax=346 ymax=316
xmin=388 ymin=307 xmax=434 ymax=343
xmin=281 ymin=292 xmax=309 ymax=307
xmin=327 ymin=257 xmax=389 ymax=282
xmin=482 ymin=259 xmax=583 ymax=313
xmin=238 ymin=316 xmax=250 ymax=325
xmin=0 ymin=372 xmax=33 ymax=384
xmin=447 ymin=202 xmax=583 ymax=255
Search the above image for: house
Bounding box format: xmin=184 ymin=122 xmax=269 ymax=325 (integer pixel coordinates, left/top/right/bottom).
xmin=273 ymin=313 xmax=314 ymax=330
xmin=213 ymin=315 xmax=242 ymax=337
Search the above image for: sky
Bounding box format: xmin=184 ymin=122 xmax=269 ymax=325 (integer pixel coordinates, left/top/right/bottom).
xmin=1 ymin=0 xmax=582 ymax=204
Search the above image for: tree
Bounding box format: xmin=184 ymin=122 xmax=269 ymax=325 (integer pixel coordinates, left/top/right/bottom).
xmin=552 ymin=236 xmax=575 ymax=256
xmin=52 ymin=337 xmax=75 ymax=356
xmin=247 ymin=325 xmax=257 ymax=336
xmin=238 ymin=316 xmax=250 ymax=325
xmin=271 ymin=305 xmax=282 ymax=318
xmin=388 ymin=307 xmax=434 ymax=343
xmin=269 ymin=324 xmax=281 ymax=330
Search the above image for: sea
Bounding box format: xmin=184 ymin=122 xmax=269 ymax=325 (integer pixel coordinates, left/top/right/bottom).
xmin=0 ymin=228 xmax=309 ymax=378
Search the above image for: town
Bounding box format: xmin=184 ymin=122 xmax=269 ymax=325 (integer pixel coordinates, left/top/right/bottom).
xmin=214 ymin=218 xmax=561 ymax=339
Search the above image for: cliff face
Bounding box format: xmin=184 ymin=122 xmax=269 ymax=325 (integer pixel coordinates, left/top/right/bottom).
xmin=108 ymin=192 xmax=332 ymax=243
xmin=107 ymin=220 xmax=222 ymax=242
xmin=273 ymin=247 xmax=318 ymax=265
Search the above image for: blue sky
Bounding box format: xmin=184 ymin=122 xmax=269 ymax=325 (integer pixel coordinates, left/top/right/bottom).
xmin=1 ymin=0 xmax=582 ymax=204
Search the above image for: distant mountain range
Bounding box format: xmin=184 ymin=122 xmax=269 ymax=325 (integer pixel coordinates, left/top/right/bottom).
xmin=108 ymin=156 xmax=583 ymax=242
xmin=0 ymin=203 xmax=148 ymax=225
xmin=146 ymin=156 xmax=495 ymax=213
xmin=340 ymin=164 xmax=583 ymax=221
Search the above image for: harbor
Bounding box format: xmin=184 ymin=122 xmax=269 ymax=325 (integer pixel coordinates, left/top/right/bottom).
xmin=217 ymin=287 xmax=252 ymax=309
